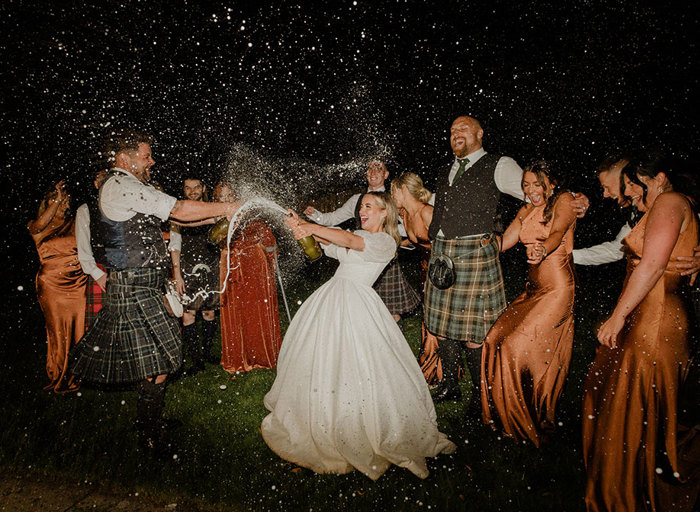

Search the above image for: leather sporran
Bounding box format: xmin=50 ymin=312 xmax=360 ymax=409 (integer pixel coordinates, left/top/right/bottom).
xmin=163 ymin=280 xmax=183 ymax=318
xmin=428 ymin=254 xmax=456 ymax=290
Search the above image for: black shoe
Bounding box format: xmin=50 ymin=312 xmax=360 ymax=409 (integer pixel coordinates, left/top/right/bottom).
xmin=432 ymin=383 xmax=463 ymax=403
xmin=138 ymin=434 xmax=178 ymax=461
xmin=185 ymin=361 xmax=205 ymax=375
xmin=465 ymin=394 xmax=482 ymax=421
xmin=204 ymin=354 xmax=220 ymax=365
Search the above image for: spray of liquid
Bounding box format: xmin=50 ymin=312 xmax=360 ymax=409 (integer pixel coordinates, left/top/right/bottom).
xmin=178 ymin=196 xmax=289 ymax=307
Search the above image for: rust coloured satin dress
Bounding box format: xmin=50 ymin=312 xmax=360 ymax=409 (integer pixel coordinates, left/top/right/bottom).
xmin=481 ymin=204 xmax=575 ymax=446
xmin=31 ymin=218 xmax=87 ymax=393
xmin=402 ymin=207 xmax=443 ymax=385
xmin=219 ymin=220 xmax=282 ymax=373
xmin=582 ymin=202 xmax=699 ymax=512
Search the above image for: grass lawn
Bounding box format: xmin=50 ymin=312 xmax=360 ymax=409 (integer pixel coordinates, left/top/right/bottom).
xmin=0 ymin=250 xmax=624 ymax=511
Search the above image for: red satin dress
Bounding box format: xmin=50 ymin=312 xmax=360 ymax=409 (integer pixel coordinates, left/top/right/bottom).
xmin=401 ymin=207 xmax=443 ymax=385
xmin=219 ymin=220 xmax=282 ymax=373
xmin=30 ymin=218 xmax=87 ymax=393
xmin=481 ymin=203 xmax=576 ymax=446
xmin=582 ymin=198 xmax=699 ymax=512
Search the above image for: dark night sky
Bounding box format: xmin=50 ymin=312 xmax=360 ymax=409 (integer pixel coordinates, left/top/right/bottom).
xmin=2 ymin=0 xmax=699 ymax=284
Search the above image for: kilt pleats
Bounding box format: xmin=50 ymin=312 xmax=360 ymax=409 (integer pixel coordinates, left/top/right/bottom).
xmin=374 ymin=259 xmax=421 ymax=316
xmin=70 ymin=268 xmax=182 ymax=383
xmin=424 ymin=235 xmax=506 ymax=343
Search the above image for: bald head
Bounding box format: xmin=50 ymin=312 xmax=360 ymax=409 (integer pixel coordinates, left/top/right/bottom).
xmin=450 ymin=116 xmax=484 ymax=158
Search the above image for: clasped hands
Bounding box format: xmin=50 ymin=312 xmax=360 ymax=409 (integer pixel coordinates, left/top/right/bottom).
xmin=526 ymin=242 xmax=546 ymax=264
xmin=50 ymin=180 xmax=68 ymax=205
xmin=285 ymin=210 xmax=314 ymax=240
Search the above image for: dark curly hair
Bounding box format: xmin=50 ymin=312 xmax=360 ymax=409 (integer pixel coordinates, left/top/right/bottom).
xmin=522 ymin=160 xmax=570 ymax=225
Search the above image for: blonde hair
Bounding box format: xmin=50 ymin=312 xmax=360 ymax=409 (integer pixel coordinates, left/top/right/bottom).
xmin=391 ymin=172 xmax=432 ymax=204
xmin=364 ymin=191 xmax=401 ymax=247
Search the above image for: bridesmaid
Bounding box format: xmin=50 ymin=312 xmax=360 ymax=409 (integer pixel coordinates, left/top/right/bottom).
xmin=391 ymin=172 xmax=443 ymax=385
xmin=213 ymin=182 xmax=282 ymax=373
xmin=28 ymin=181 xmax=87 ymax=393
xmin=583 ymin=151 xmax=699 ymax=512
xmin=481 ymin=161 xmax=577 ymax=446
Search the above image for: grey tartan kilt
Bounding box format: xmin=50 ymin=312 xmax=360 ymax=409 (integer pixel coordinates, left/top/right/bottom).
xmin=424 ymin=235 xmax=506 ymax=343
xmin=181 ymin=257 xmax=220 ymax=311
xmin=374 ymin=258 xmax=421 ymax=316
xmin=69 ymin=267 xmax=182 ymax=383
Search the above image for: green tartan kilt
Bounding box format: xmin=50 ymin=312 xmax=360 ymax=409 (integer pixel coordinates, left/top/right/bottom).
xmin=374 ymin=259 xmax=421 ymax=316
xmin=70 ymin=267 xmax=182 ymax=383
xmin=424 ymin=235 xmax=506 ymax=344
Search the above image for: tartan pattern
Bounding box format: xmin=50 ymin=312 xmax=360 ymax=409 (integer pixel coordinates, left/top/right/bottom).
xmin=424 ymin=236 xmax=506 ymax=343
xmin=84 ymin=263 xmax=105 ymax=331
xmin=70 ymin=267 xmax=182 ymax=383
xmin=374 ymin=259 xmax=421 ymax=316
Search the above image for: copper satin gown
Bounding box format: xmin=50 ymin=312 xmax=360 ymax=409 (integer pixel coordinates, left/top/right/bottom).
xmin=582 ymin=200 xmax=699 ymax=512
xmin=481 ymin=204 xmax=576 ymax=446
xmin=401 ymin=206 xmax=443 ymax=385
xmin=30 ymin=218 xmax=87 ymax=393
xmin=220 ymin=220 xmax=282 ymax=373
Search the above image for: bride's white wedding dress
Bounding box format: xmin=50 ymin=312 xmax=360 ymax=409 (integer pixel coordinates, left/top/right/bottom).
xmin=261 ymin=230 xmax=456 ymax=480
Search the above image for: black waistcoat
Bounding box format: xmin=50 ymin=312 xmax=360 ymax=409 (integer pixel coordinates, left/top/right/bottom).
xmin=428 ymin=153 xmax=502 ymax=239
xmin=179 ymin=223 xmax=219 ymax=271
xmin=99 ymin=171 xmax=169 ymax=270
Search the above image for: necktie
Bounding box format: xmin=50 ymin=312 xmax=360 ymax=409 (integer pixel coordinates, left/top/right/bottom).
xmin=453 ymin=158 xmax=469 ymax=184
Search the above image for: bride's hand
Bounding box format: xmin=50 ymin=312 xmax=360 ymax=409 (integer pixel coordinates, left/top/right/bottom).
xmin=285 ymin=209 xmax=300 ymax=229
xmin=286 ymin=210 xmax=314 ymax=240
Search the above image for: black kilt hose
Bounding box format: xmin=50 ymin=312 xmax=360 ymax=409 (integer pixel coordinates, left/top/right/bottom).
xmin=374 ymin=258 xmax=421 ymax=316
xmin=424 ymin=235 xmax=506 ymax=343
xmin=70 ymin=267 xmax=182 ymax=383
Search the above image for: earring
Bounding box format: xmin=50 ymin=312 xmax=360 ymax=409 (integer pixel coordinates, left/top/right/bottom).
xmin=657 ymin=186 xmax=664 ymax=194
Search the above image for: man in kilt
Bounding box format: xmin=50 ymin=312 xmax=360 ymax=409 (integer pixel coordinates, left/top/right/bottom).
xmin=304 ymin=160 xmax=420 ymax=322
xmin=427 ymin=116 xmax=589 ymax=414
xmin=426 ymin=116 xmax=527 ymax=412
xmin=170 ymin=176 xmax=220 ymax=374
xmin=76 ymin=169 xmax=108 ymax=331
xmin=70 ymin=129 xmax=238 ymax=455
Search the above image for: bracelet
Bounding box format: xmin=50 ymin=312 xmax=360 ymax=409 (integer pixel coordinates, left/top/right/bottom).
xmin=541 ymin=245 xmax=548 ymax=258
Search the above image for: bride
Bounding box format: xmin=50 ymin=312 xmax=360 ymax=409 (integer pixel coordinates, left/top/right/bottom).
xmin=261 ymin=191 xmax=456 ymax=480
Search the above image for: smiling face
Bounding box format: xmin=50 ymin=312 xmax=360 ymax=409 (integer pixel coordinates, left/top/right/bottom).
xmin=598 ymin=160 xmax=628 ymax=206
xmin=622 ymin=173 xmax=663 ymax=212
xmin=366 ymin=161 xmax=389 ymax=190
xmin=522 ymin=171 xmax=553 ymax=207
xmin=183 ymin=179 xmax=204 ymax=201
xmin=450 ymin=116 xmax=483 ymax=158
xmin=118 ymin=142 xmax=155 ymax=183
xmin=358 ymin=194 xmax=387 ymax=233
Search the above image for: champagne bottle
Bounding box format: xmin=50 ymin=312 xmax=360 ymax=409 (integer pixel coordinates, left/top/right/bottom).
xmin=298 ymin=235 xmax=322 ymax=261
xmin=208 ymin=217 xmax=230 ymax=244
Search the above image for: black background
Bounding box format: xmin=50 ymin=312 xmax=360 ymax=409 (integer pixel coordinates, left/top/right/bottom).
xmin=3 ymin=0 xmax=698 ymax=297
